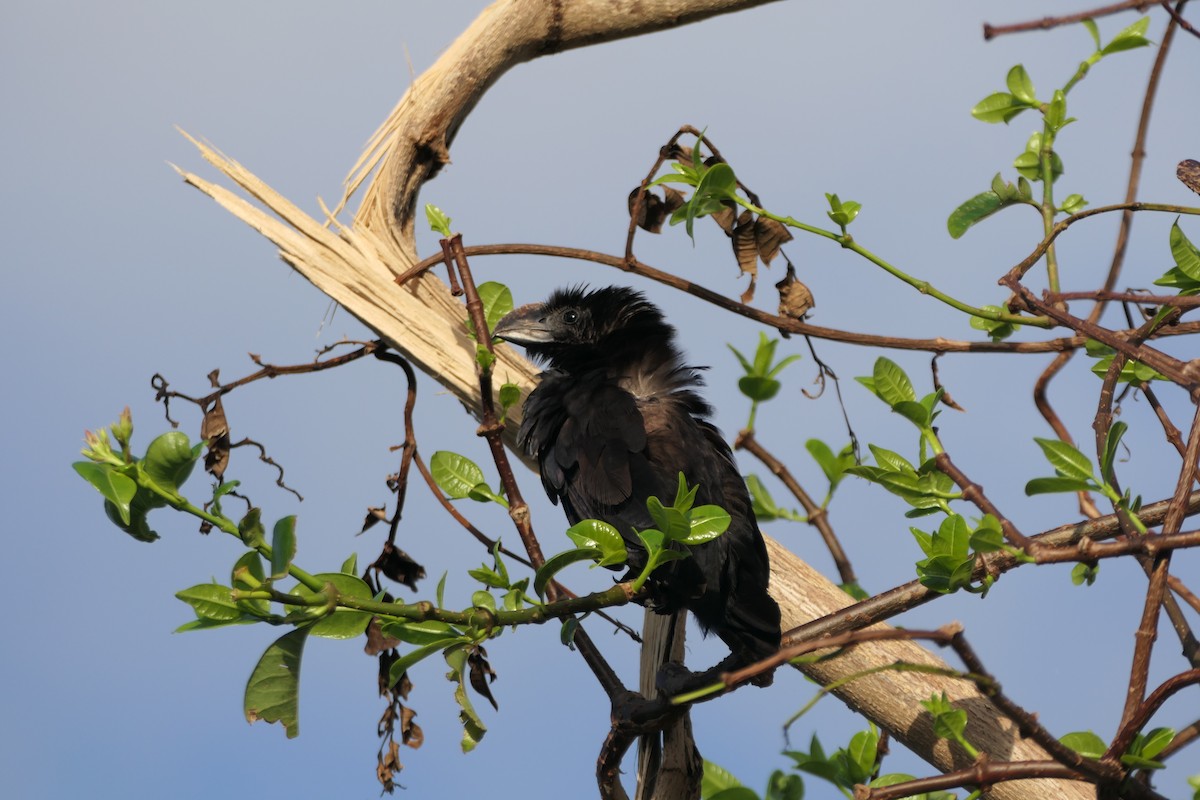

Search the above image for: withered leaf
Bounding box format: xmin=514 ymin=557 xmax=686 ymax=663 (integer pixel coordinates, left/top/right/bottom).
xmin=366 ymin=617 xmax=402 ymax=657
xmin=200 ymin=396 xmax=230 ymax=480
xmin=710 ymin=203 xmax=738 ymax=234
xmin=671 ymin=144 xmax=694 ymax=164
xmin=400 ymin=705 xmax=424 ymax=749
xmin=1179 ymin=159 xmax=1200 ymax=196
xmin=776 ymin=263 xmax=815 ymax=321
xmin=661 ymin=186 xmax=685 ymax=218
xmin=361 ymin=505 xmax=388 ymax=534
xmin=731 ymin=210 xmax=758 ymax=278
xmin=629 ymin=187 xmax=665 ymax=233
xmin=754 ymin=216 xmax=793 ymax=265
xmin=377 ymin=739 xmax=402 ymax=793
xmin=373 ymin=542 xmax=425 ymax=591
xmin=628 ymin=186 xmax=688 ymax=234
xmin=467 ymin=646 xmax=498 ymax=711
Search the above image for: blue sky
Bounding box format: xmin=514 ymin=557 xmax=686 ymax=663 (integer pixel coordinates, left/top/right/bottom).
xmin=4 ymin=2 xmax=1199 ymax=798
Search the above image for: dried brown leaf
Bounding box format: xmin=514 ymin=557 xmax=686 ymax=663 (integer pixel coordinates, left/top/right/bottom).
xmin=1179 ymin=159 xmax=1200 ymax=196
xmin=200 ymin=396 xmax=230 ymax=480
xmin=629 ymin=187 xmax=666 ymax=233
xmin=373 ymin=541 xmax=426 ymax=591
xmin=400 ymin=705 xmax=424 ymax=749
xmin=710 ymin=203 xmax=737 ymax=234
xmin=361 ymin=505 xmax=388 ymax=534
xmin=754 ymin=216 xmax=793 ymax=265
xmin=776 ymin=263 xmax=814 ymax=320
xmin=467 ymin=646 xmax=498 ymax=711
xmin=661 ymin=186 xmax=685 ymax=217
xmin=377 ymin=739 xmax=402 ymax=793
xmin=366 ymin=617 xmax=402 ymax=657
xmin=731 ymin=210 xmax=758 ymax=278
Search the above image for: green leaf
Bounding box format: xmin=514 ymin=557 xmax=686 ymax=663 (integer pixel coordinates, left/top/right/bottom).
xmin=825 ymin=193 xmax=862 ymax=227
xmin=1045 ymin=89 xmax=1067 ymax=131
xmin=708 ymin=790 xmax=761 ymax=800
xmin=934 ymin=514 xmax=971 ymax=558
xmin=381 ymin=619 xmax=460 ymax=646
xmin=892 ymin=400 xmax=930 ymax=428
xmin=747 ymin=474 xmax=784 ymax=522
xmin=142 ymin=431 xmax=200 ymax=493
xmin=471 ymin=590 xmax=496 ymax=612
xmin=1034 ymin=438 xmax=1096 ymax=482
xmin=847 ymin=726 xmax=880 ymax=782
xmin=683 ymin=504 xmax=731 ymax=545
xmin=446 ymin=647 xmax=488 ymax=753
xmin=970 ymin=305 xmax=1021 ymax=342
xmin=340 ymin=552 xmax=358 ymax=575
xmin=1170 ymin=221 xmax=1200 ymax=281
xmin=947 ymin=189 xmax=1016 ymax=239
xmin=697 ymin=162 xmax=737 ymax=201
xmin=498 ymin=383 xmax=521 ymax=414
xmin=1071 ymin=562 xmax=1100 ymax=586
xmin=1082 ymin=19 xmax=1102 ymax=51
xmin=910 ymin=526 xmax=934 ymax=556
xmin=238 ymin=507 xmax=266 ymax=548
xmin=476 ymin=281 xmax=514 ymax=338
xmin=474 ymin=344 xmax=495 ymax=371
xmin=768 ymin=354 xmax=803 ymax=379
xmin=647 ymin=496 xmax=690 ymax=542
xmin=244 ymin=626 xmax=310 ymax=738
xmin=74 ymin=462 xmax=137 ymax=526
xmin=1137 ymin=727 xmax=1175 ymax=760
xmin=1101 ymin=421 xmax=1128 ymax=484
xmin=467 ymin=481 xmax=508 ymax=508
xmin=1025 ymin=476 xmax=1093 ymax=495
xmin=232 ymin=551 xmax=269 ymax=615
xmin=425 ymin=203 xmax=452 ymax=237
xmin=565 ymin=519 xmax=627 ymax=567
xmin=533 ymin=547 xmax=602 ymax=597
xmin=1005 ymin=64 xmax=1036 ymax=104
xmin=291 ymin=573 xmax=373 ymax=639
xmin=176 ymin=583 xmax=241 ymax=621
xmin=765 ymin=769 xmax=804 ymax=800
xmin=678 ymin=162 xmax=739 ymax=239
xmin=872 ymin=358 xmax=916 ymax=406
xmin=174 ymin=616 xmax=260 ymax=633
xmin=387 ymin=637 xmax=464 ymax=688
xmin=430 ymin=451 xmax=487 ymax=499
xmin=702 ymin=760 xmax=744 ymax=796
xmin=738 ymin=375 xmax=782 ymax=402
xmin=673 ymin=472 xmax=699 ymax=513
xmin=727 ymin=343 xmax=753 ymax=374
xmin=867 ymin=444 xmax=915 ymax=475
xmin=971 ymin=91 xmax=1029 ymax=124
xmin=970 ymin=515 xmax=1005 ymax=553
xmin=270 ymin=516 xmax=297 ymax=579
xmin=1060 ymin=193 xmax=1087 ymax=214
xmin=1101 ymin=16 xmax=1151 ymax=56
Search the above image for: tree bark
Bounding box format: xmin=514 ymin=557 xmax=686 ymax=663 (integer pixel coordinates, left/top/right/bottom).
xmin=174 ymin=1 xmax=1096 ymax=797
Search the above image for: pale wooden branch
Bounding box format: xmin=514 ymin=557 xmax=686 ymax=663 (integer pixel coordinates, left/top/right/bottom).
xmin=175 ymin=1 xmax=1094 ymax=798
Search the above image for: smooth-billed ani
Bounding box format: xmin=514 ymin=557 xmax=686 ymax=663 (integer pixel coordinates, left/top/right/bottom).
xmin=493 ymin=286 xmax=781 ymax=670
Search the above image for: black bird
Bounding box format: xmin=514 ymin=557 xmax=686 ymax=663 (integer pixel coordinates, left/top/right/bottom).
xmin=493 ymin=286 xmax=781 ymax=669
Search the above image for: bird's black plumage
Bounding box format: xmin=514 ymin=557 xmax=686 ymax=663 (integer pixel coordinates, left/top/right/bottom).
xmin=493 ymin=286 xmax=781 ymax=664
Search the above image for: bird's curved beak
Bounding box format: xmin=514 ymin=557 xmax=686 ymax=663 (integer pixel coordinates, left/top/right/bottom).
xmin=492 ymin=303 xmax=555 ymax=345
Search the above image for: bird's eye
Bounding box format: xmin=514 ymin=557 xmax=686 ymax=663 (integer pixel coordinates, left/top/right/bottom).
xmin=562 ymin=309 xmax=579 ymax=325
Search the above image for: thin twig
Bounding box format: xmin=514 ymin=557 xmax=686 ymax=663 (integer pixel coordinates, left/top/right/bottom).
xmin=734 ymin=429 xmax=857 ymax=586
xmin=399 ymin=242 xmax=1200 ymax=354
xmin=983 ymin=1 xmax=1153 ymax=40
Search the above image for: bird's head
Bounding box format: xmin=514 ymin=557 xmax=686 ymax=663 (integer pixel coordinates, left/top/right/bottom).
xmin=492 ymin=286 xmax=675 ymax=367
